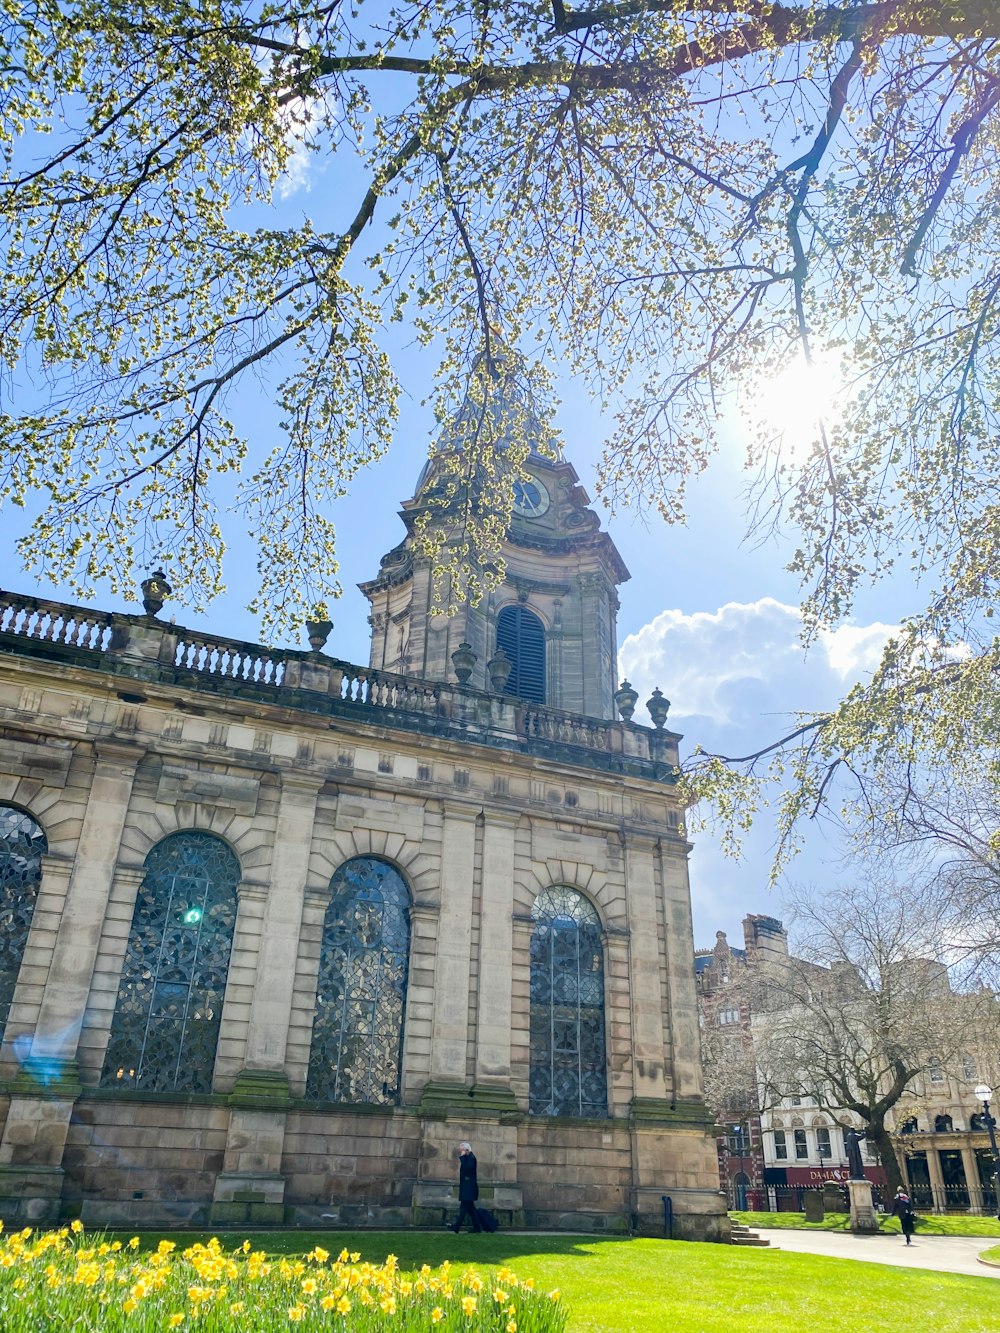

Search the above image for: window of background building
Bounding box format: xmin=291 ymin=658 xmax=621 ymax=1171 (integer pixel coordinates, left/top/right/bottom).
xmin=963 ymin=1055 xmax=977 ymax=1082
xmin=817 ymin=1127 xmax=832 ymax=1159
xmin=773 ymin=1130 xmax=788 ymax=1161
xmin=794 ymin=1128 xmax=808 ymax=1160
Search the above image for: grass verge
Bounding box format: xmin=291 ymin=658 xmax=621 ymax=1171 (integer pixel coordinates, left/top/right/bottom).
xmin=88 ymin=1229 xmax=1000 ymax=1332
xmin=733 ymin=1210 xmax=1000 ymax=1238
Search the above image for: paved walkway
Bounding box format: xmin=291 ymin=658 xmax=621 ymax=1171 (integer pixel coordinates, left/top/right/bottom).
xmin=753 ymin=1227 xmax=999 ymax=1281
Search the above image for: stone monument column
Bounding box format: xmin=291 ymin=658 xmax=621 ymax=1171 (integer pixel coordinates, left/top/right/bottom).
xmin=0 ymin=741 xmax=142 ymax=1223
xmin=211 ymin=772 xmax=322 ymax=1226
xmin=926 ymin=1145 xmax=947 ymax=1212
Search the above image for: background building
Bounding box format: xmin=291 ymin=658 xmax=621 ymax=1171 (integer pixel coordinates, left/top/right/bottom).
xmin=697 ymin=910 xmax=1000 ymax=1213
xmin=0 ymin=420 xmax=728 ymax=1238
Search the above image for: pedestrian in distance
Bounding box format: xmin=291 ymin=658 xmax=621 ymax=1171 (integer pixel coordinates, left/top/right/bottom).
xmin=891 ymin=1186 xmax=916 ymax=1245
xmin=449 ymin=1141 xmax=482 ymax=1233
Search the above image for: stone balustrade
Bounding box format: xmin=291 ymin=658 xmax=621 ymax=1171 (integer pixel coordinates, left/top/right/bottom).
xmin=0 ymin=588 xmax=680 ymax=777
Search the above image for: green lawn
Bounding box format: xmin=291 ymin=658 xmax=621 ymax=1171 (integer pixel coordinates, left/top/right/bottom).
xmin=113 ymin=1230 xmax=1000 ymax=1332
xmin=733 ymin=1210 xmax=1000 ymax=1238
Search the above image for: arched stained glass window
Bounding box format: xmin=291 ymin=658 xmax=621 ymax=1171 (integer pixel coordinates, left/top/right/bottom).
xmin=529 ymin=886 xmax=608 ymax=1118
xmin=101 ymin=831 xmax=239 ymax=1093
xmin=307 ymin=857 xmax=410 ymax=1106
xmin=0 ymin=806 xmax=47 ymax=1044
xmin=496 ymin=605 xmax=546 ymax=703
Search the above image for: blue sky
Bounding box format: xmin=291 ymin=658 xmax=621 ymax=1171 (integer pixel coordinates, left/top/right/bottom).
xmin=0 ymin=124 xmax=910 ymax=951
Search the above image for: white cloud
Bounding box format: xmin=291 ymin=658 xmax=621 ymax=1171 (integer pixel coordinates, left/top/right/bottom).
xmin=619 ymin=598 xmax=897 ymax=942
xmin=818 ymin=620 xmax=898 ymax=679
xmin=278 ymin=137 xmax=316 ymax=199
xmin=619 ymin=597 xmax=896 ymax=735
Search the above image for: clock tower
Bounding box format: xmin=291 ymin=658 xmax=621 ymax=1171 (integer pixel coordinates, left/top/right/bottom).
xmin=360 ymin=402 xmax=629 ymax=720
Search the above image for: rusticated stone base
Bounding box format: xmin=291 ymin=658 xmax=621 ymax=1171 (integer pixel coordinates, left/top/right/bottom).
xmin=0 ymin=1164 xmax=65 ymax=1225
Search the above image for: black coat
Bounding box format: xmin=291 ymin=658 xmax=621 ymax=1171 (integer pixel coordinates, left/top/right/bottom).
xmin=458 ymin=1152 xmax=479 ymax=1202
xmin=891 ymin=1194 xmax=915 ymax=1234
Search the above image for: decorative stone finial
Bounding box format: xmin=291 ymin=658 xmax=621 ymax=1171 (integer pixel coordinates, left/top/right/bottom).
xmin=486 ymin=646 xmax=513 ymax=693
xmin=140 ymin=569 xmax=172 ymax=617
xmin=305 ymin=617 xmax=333 ymax=652
xmin=451 ymin=641 xmax=477 ymax=685
xmin=614 ymin=679 xmax=639 ymax=721
xmin=646 ymin=687 xmax=670 ymax=729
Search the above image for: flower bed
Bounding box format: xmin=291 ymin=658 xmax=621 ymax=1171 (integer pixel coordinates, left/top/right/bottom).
xmin=0 ymin=1222 xmax=568 ymax=1331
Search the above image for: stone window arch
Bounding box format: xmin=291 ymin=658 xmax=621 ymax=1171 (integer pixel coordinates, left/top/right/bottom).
xmin=496 ymin=605 xmax=546 ymax=703
xmin=529 ymin=886 xmax=607 ymax=1118
xmin=101 ymin=831 xmax=240 ymax=1093
xmin=0 ymin=805 xmax=47 ymax=1045
xmin=306 ymin=857 xmax=410 ymax=1105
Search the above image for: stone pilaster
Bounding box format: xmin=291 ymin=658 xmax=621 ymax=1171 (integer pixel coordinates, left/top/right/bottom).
xmin=623 ymin=835 xmax=669 ymax=1104
xmin=0 ymin=741 xmax=141 ymax=1222
xmin=211 ymin=774 xmax=322 ymax=1224
xmin=474 ymin=811 xmax=518 ymax=1091
xmin=242 ymin=774 xmax=322 ymax=1069
xmin=657 ymin=836 xmax=703 ymax=1103
xmin=423 ymin=806 xmax=478 ymax=1098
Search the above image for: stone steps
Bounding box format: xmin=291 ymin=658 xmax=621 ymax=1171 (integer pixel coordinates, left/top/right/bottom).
xmin=729 ymin=1223 xmax=771 ymax=1247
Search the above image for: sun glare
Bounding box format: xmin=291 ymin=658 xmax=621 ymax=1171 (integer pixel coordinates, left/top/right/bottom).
xmin=745 ymin=353 xmax=847 ymax=466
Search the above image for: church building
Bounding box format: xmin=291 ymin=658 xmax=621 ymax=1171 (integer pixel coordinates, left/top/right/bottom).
xmin=0 ymin=415 xmax=728 ymax=1239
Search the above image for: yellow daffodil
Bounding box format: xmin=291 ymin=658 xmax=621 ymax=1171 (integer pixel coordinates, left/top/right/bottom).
xmin=167 ymin=1316 xmax=184 ymax=1328
xmin=462 ymin=1295 xmax=478 ymax=1315
xmin=431 ymin=1308 xmax=444 ymax=1324
xmin=70 ymin=1219 xmax=84 ymax=1233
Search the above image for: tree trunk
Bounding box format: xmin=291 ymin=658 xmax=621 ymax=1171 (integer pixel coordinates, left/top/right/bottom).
xmin=867 ymin=1118 xmax=904 ymax=1200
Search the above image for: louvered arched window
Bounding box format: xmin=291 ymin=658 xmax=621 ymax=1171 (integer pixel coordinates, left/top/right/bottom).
xmin=529 ymin=886 xmax=608 ymax=1118
xmin=0 ymin=805 xmax=47 ymax=1045
xmin=496 ymin=605 xmax=546 ymax=703
xmin=307 ymin=857 xmax=410 ymax=1105
xmin=101 ymin=831 xmax=239 ymax=1093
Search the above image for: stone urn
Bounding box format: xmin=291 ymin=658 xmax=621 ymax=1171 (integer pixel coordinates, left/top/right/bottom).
xmin=646 ymin=687 xmax=670 ymax=729
xmin=614 ymin=679 xmax=639 ymax=721
xmin=486 ymin=646 xmax=513 ymax=693
xmin=451 ymin=641 xmax=477 ymax=685
xmin=140 ymin=570 xmax=172 ymax=617
xmin=305 ymin=619 xmax=333 ymax=652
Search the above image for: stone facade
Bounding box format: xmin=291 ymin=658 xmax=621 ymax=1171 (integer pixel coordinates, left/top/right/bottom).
xmin=0 ymin=456 xmax=727 ymax=1239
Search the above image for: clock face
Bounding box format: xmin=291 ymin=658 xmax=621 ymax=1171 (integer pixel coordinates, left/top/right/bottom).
xmin=512 ymin=475 xmax=550 ymax=518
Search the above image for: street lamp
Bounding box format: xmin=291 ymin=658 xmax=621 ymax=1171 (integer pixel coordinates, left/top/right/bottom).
xmin=973 ymin=1084 xmax=1000 ymax=1221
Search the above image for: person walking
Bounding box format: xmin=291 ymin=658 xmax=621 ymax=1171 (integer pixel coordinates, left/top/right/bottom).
xmin=449 ymin=1141 xmax=482 ymax=1233
xmin=891 ymin=1186 xmax=916 ymax=1245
